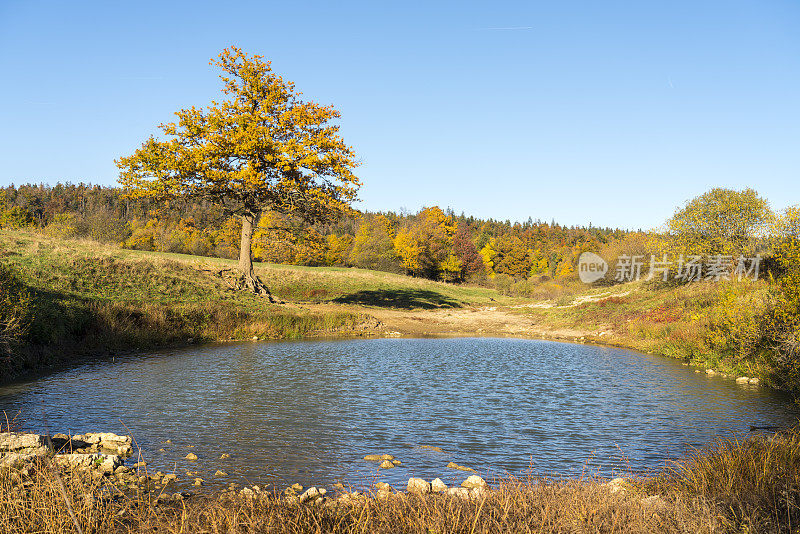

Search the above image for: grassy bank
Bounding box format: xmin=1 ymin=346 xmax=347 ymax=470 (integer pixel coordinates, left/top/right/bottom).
xmin=508 ymin=277 xmax=782 ymax=386
xmin=0 ymin=230 xmax=503 ymax=380
xmin=2 ymin=428 xmax=799 ymax=533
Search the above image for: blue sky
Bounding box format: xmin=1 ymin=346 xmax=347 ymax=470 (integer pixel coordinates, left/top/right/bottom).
xmin=1 ymin=0 xmax=798 ymax=229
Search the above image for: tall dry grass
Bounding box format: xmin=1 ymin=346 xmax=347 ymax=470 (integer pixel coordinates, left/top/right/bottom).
xmin=3 ymin=429 xmax=800 ymax=533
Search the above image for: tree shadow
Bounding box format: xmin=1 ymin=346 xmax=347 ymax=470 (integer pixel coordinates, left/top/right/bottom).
xmin=332 ymin=289 xmax=461 ymax=309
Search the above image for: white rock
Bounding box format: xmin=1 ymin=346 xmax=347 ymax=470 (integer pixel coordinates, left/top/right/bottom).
xmin=749 ymin=377 xmax=760 ymax=385
xmin=299 ymin=487 xmax=326 ymax=503
xmin=407 ymin=477 xmax=432 ymax=494
xmin=0 ymin=432 xmax=47 ymax=452
xmin=71 ymin=433 xmax=132 ymax=455
xmin=431 ymin=478 xmax=448 ymax=492
xmin=736 ymin=377 xmax=750 ymax=384
xmin=97 ymin=455 xmax=123 ymax=474
xmin=460 ymin=475 xmax=486 ymax=489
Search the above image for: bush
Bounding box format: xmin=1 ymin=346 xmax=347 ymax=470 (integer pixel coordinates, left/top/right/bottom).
xmin=0 ymin=264 xmax=32 ymax=355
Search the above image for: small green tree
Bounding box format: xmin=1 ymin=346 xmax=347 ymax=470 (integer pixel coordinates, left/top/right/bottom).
xmin=666 ymin=188 xmax=773 ymax=256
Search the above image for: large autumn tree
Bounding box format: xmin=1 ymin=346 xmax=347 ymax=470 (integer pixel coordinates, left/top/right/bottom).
xmin=117 ymin=47 xmax=361 ymax=299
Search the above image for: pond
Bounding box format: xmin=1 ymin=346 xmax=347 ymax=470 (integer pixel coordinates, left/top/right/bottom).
xmin=1 ymin=337 xmax=797 ymax=490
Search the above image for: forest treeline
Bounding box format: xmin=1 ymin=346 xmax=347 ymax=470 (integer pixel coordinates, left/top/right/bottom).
xmin=0 ymin=183 xmax=630 ymax=285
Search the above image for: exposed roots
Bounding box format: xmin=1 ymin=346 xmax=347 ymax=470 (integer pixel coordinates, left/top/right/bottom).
xmin=203 ymin=268 xmax=278 ymax=303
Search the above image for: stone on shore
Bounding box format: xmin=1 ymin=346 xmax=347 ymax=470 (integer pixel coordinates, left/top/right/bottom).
xmin=71 ymin=432 xmax=133 ymax=456
xmin=299 ymin=487 xmax=326 ymax=503
xmin=374 ymin=482 xmax=392 ymax=492
xmin=431 ymin=478 xmax=448 ymax=492
xmin=0 ymin=452 xmax=39 ymax=469
xmin=97 ymin=455 xmax=123 ymax=474
xmin=461 ymin=475 xmax=486 ymax=489
xmin=53 ymin=453 xmax=102 ymax=469
xmin=0 ymin=432 xmax=48 ymax=453
xmin=749 ymin=377 xmax=760 ymax=385
xmin=736 ymin=376 xmax=750 ymax=384
xmin=407 ymin=477 xmax=431 ymax=494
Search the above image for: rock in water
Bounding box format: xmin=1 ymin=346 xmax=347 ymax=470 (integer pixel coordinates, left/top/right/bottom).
xmin=379 ymin=460 xmax=395 ymax=469
xmin=364 ymin=453 xmax=395 ymax=462
xmin=447 ymin=461 xmax=477 ymax=473
xmin=185 ymin=453 xmax=198 ymax=461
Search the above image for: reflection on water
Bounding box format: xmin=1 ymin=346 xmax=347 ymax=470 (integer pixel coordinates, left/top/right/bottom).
xmin=1 ymin=338 xmax=797 ymax=489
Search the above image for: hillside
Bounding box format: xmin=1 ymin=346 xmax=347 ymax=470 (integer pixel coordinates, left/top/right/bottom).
xmin=0 ymin=230 xmax=508 ymax=379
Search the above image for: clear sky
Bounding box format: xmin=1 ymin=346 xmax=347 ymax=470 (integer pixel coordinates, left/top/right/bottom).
xmin=1 ymin=0 xmax=798 ymax=230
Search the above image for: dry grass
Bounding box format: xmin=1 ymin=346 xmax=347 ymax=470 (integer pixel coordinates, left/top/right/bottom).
xmin=0 ymin=466 xmax=720 ymax=534
xmin=3 ymin=429 xmax=800 ymax=533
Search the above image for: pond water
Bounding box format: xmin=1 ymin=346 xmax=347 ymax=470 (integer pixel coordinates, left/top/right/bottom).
xmin=1 ymin=337 xmax=797 ymax=490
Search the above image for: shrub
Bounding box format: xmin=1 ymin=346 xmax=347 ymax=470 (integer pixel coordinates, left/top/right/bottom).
xmin=0 ymin=264 xmax=32 ymax=355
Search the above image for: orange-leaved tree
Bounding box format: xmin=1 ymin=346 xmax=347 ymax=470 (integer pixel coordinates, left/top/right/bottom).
xmin=116 ymin=47 xmax=361 ymax=299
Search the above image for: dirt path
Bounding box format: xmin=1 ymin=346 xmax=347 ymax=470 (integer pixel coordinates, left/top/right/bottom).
xmin=300 ymin=302 xmax=596 ymax=342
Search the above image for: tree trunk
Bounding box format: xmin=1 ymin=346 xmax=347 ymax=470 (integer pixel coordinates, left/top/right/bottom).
xmin=238 ymin=212 xmax=275 ymax=301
